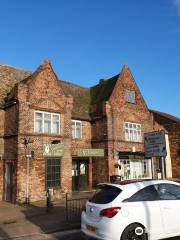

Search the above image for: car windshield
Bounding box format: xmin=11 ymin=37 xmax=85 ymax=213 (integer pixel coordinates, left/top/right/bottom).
xmin=89 ymin=184 xmax=122 ymax=204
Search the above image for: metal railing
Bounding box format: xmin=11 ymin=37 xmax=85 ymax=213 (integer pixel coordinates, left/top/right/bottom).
xmin=65 ymin=193 xmax=88 ymax=221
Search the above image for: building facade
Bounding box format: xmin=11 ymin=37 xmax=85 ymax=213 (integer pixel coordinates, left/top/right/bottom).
xmin=0 ymin=60 xmax=179 ymax=202
xmin=151 ymin=110 xmax=180 ymax=179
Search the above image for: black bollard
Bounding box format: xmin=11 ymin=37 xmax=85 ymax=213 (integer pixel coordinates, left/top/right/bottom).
xmin=46 ymin=188 xmax=53 ymax=212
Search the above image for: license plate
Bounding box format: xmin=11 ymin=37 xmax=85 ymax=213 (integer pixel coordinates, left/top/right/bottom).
xmin=86 ymin=224 xmax=97 ymax=233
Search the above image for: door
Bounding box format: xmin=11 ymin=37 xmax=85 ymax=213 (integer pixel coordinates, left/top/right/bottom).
xmin=5 ymin=162 xmax=13 ymax=202
xmin=155 ymin=183 xmax=180 ymax=234
xmin=72 ymin=160 xmax=88 ymax=191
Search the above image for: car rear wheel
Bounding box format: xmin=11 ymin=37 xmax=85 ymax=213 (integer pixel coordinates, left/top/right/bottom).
xmin=121 ymin=223 xmax=147 ymax=240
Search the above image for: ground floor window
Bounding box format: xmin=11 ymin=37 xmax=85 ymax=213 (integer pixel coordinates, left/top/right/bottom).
xmin=118 ymin=159 xmax=152 ymax=180
xmin=46 ymin=158 xmax=61 ymax=188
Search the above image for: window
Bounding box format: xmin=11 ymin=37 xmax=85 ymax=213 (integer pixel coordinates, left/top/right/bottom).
xmin=46 ymin=158 xmax=61 ymax=188
xmin=72 ymin=120 xmax=82 ymax=139
xmin=155 ymin=184 xmax=180 ymax=200
xmin=125 ymin=90 xmax=135 ymax=104
xmin=89 ymin=185 xmax=122 ymax=204
xmin=124 ymin=122 xmax=141 ymax=142
xmin=35 ymin=111 xmax=60 ymax=134
xmin=124 ymin=185 xmax=160 ymax=202
xmin=118 ymin=159 xmax=152 ymax=180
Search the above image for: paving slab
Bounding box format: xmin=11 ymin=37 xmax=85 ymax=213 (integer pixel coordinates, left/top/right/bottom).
xmin=0 ymin=191 xmax=93 ymax=239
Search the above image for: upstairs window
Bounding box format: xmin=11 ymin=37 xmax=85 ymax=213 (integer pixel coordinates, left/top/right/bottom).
xmin=35 ymin=111 xmax=60 ymax=134
xmin=125 ymin=90 xmax=135 ymax=104
xmin=124 ymin=122 xmax=141 ymax=142
xmin=72 ymin=120 xmax=82 ymax=139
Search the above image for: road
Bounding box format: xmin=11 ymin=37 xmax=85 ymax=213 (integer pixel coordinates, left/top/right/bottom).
xmin=53 ymin=230 xmax=180 ymax=240
xmin=10 ymin=230 xmax=180 ymax=240
xmin=52 ymin=230 xmax=180 ymax=240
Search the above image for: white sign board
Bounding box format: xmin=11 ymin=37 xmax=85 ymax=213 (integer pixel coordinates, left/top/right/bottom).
xmin=144 ymin=131 xmax=167 ymax=158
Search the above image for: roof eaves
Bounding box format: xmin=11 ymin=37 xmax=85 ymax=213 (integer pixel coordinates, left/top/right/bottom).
xmin=150 ymin=109 xmax=180 ymax=123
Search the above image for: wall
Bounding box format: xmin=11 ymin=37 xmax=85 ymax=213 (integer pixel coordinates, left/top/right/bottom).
xmin=167 ymin=124 xmax=180 ymax=178
xmin=0 ymin=110 xmax=4 ymax=200
xmin=107 ymin=66 xmax=153 ymax=177
xmin=14 ymin=61 xmax=73 ymax=202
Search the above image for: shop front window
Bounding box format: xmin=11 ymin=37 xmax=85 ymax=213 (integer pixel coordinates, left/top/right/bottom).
xmin=118 ymin=159 xmax=152 ymax=180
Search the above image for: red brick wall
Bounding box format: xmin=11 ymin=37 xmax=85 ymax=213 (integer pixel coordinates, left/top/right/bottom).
xmin=71 ymin=120 xmax=92 ymax=156
xmin=152 ymin=112 xmax=180 ymax=178
xmin=106 ymin=67 xmax=153 ymax=178
xmin=89 ymin=67 xmax=153 ymax=185
xmin=0 ymin=110 xmax=4 ymax=200
xmin=13 ymin=61 xmax=73 ymax=202
xmin=167 ymin=124 xmax=180 ymax=178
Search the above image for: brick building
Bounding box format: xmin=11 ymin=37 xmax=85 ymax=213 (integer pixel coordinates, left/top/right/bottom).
xmin=0 ymin=60 xmax=179 ymax=203
xmin=150 ymin=110 xmax=180 ymax=179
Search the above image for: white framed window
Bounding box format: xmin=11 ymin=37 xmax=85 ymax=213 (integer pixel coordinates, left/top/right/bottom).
xmin=72 ymin=120 xmax=82 ymax=139
xmin=34 ymin=111 xmax=60 ymax=134
xmin=124 ymin=122 xmax=141 ymax=142
xmin=118 ymin=159 xmax=152 ymax=180
xmin=125 ymin=90 xmax=135 ymax=103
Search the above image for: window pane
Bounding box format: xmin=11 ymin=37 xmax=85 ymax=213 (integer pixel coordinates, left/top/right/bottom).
xmin=76 ymin=123 xmax=81 ymax=138
xmin=125 ymin=90 xmax=135 ymax=103
xmin=125 ymin=123 xmax=128 ymax=128
xmin=35 ymin=120 xmax=42 ymax=133
xmin=35 ymin=112 xmax=42 ymax=120
xmin=35 ymin=113 xmax=42 ymax=132
xmin=46 ymin=158 xmax=60 ymax=188
xmin=44 ymin=120 xmax=51 ymax=133
xmin=72 ymin=122 xmax=75 ymax=138
xmin=155 ymin=184 xmax=180 ymax=200
xmin=89 ymin=185 xmax=122 ymax=204
xmin=53 ymin=115 xmax=59 ymax=121
xmin=44 ymin=113 xmax=51 ymax=120
xmin=52 ymin=122 xmax=59 ymax=134
xmin=126 ymin=185 xmax=159 ymax=202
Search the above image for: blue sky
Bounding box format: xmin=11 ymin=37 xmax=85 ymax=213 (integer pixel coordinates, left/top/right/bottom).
xmin=0 ymin=0 xmax=180 ymax=117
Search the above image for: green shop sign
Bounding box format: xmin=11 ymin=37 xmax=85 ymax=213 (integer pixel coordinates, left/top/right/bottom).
xmin=43 ymin=143 xmax=64 ymax=157
xmin=78 ymin=149 xmax=104 ymax=157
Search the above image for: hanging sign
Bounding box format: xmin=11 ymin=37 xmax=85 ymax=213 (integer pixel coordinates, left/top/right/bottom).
xmin=144 ymin=130 xmax=167 ymax=158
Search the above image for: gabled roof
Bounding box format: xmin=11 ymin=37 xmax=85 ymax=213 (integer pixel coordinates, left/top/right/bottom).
xmin=1 ymin=61 xmax=178 ymax=124
xmin=0 ymin=64 xmax=32 ymax=106
xmin=150 ymin=109 xmax=180 ymax=124
xmin=90 ymin=75 xmax=119 ymax=104
xmin=59 ymin=80 xmax=91 ymax=120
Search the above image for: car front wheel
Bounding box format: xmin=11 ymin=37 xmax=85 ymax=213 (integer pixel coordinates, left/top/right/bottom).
xmin=121 ymin=223 xmax=147 ymax=240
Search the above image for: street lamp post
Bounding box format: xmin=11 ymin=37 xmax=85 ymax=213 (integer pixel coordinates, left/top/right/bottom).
xmin=23 ymin=137 xmax=33 ymax=205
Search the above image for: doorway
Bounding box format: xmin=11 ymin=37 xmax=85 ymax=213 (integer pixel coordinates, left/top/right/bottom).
xmin=72 ymin=160 xmax=89 ymax=191
xmin=5 ymin=162 xmax=13 ymax=202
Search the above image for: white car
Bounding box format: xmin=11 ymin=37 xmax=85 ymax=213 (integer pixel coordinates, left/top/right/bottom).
xmin=81 ymin=179 xmax=180 ymax=240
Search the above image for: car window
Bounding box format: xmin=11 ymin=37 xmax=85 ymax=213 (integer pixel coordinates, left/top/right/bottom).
xmin=124 ymin=185 xmax=160 ymax=202
xmin=155 ymin=183 xmax=180 ymax=200
xmin=89 ymin=185 xmax=122 ymax=204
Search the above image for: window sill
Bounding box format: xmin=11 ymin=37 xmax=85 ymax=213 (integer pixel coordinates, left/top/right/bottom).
xmin=33 ymin=133 xmax=62 ymax=137
xmin=124 ymin=140 xmax=143 ymax=143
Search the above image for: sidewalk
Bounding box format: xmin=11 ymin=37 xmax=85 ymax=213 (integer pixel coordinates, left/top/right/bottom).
xmin=0 ymin=191 xmax=94 ymax=239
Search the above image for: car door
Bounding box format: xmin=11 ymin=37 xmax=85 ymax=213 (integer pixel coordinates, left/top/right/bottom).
xmin=155 ymin=183 xmax=180 ymax=234
xmin=124 ymin=185 xmax=163 ymax=239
